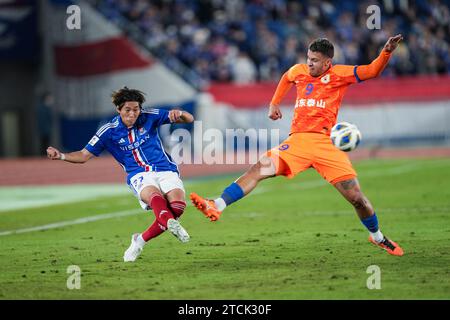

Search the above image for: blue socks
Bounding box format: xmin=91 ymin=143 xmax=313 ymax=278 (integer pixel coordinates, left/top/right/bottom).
xmin=361 ymin=213 xmax=379 ymax=232
xmin=361 ymin=213 xmax=384 ymax=242
xmin=220 ymin=182 xmax=244 ymax=206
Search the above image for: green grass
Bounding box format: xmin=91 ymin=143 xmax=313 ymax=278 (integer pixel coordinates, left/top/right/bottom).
xmin=1 ymin=158 xmax=450 ymax=299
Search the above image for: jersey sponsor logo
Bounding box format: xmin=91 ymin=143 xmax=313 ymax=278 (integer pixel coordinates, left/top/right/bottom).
xmin=321 ymin=74 xmax=330 ymax=84
xmin=88 ymin=135 xmax=99 ymax=146
xmin=118 ymin=138 xmax=126 ymax=144
xmin=120 ymin=134 xmax=151 ymax=151
xmin=295 ymin=98 xmax=326 ymax=109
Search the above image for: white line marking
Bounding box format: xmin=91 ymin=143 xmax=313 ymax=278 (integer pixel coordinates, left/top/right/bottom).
xmin=0 ymin=209 xmax=142 ymax=236
xmin=256 ymin=162 xmax=423 ymax=193
xmin=0 ymin=184 xmax=130 ymax=212
xmin=225 ymin=206 xmax=450 ymax=218
xmin=203 ymin=162 xmax=423 ymax=200
xmin=3 ymin=161 xmax=448 ymax=236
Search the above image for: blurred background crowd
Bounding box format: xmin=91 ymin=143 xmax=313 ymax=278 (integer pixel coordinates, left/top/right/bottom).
xmin=91 ymin=0 xmax=450 ymax=87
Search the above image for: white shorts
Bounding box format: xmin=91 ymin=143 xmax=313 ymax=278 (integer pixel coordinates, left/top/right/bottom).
xmin=128 ymin=171 xmax=185 ymax=210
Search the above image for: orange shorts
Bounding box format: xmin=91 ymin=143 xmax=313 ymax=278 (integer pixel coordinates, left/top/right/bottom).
xmin=265 ymin=132 xmax=356 ymax=185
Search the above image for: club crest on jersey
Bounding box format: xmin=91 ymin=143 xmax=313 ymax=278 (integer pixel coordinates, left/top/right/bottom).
xmin=279 ymin=144 xmax=289 ymax=151
xmin=139 ymin=127 xmax=147 ymax=135
xmin=320 ymin=74 xmax=330 ymax=84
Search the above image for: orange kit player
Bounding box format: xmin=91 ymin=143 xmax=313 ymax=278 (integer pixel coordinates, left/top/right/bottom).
xmin=191 ymin=35 xmax=404 ymax=256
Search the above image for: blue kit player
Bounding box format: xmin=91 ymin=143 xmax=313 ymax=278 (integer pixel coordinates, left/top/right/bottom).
xmin=47 ymin=87 xmax=194 ymax=262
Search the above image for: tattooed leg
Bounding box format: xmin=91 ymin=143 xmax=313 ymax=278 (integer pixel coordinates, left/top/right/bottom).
xmin=334 ymin=178 xmax=374 ymax=219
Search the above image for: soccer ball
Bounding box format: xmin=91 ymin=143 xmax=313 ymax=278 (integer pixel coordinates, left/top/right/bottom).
xmin=330 ymin=122 xmax=362 ymax=152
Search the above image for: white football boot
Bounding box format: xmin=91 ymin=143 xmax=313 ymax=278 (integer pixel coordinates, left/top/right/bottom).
xmin=167 ymin=218 xmax=190 ymax=243
xmin=123 ymin=233 xmax=143 ymax=262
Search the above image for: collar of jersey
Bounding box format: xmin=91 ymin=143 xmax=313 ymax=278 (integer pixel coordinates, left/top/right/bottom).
xmin=117 ymin=115 xmax=144 ymax=131
xmin=313 ymin=65 xmax=332 ymax=79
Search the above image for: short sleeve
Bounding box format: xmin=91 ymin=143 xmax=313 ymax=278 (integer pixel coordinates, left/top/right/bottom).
xmin=331 ymin=65 xmax=359 ymax=84
xmin=142 ymin=108 xmax=171 ymax=127
xmin=287 ymin=64 xmax=307 ymax=82
xmin=84 ymin=134 xmax=105 ymax=156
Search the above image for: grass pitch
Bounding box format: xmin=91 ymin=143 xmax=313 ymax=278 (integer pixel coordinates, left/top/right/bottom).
xmin=0 ymin=158 xmax=449 ymax=299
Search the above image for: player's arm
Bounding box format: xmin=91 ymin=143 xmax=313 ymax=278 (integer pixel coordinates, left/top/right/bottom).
xmin=269 ymin=71 xmax=294 ymax=120
xmin=46 ymin=146 xmax=94 ymax=163
xmin=356 ymin=34 xmax=403 ymax=81
xmin=168 ymin=109 xmax=194 ymax=124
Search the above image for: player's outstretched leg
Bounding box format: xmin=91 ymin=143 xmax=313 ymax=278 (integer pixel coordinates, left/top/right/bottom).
xmin=334 ymin=178 xmax=404 ymax=256
xmin=124 ymin=218 xmax=190 ymax=262
xmin=123 ymin=221 xmax=166 ymax=262
xmin=190 ymin=193 xmax=223 ymax=221
xmin=164 ymin=190 xmax=190 ymax=242
xmin=145 ymin=190 xmax=189 ymax=243
xmin=124 ymin=189 xmax=190 ymax=261
xmin=167 ymin=218 xmax=190 ymax=243
xmin=190 ymin=156 xmax=276 ymax=221
xmin=169 ymin=200 xmax=186 ymax=220
xmin=124 ymin=233 xmax=144 ymax=262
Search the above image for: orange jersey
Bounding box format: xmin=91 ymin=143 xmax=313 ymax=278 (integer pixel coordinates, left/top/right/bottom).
xmin=287 ymin=64 xmax=356 ymax=135
xmin=270 ymin=50 xmax=392 ymax=135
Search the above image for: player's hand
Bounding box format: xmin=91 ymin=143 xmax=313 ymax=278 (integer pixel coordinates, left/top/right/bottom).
xmin=47 ymin=146 xmax=62 ymax=160
xmin=268 ymin=105 xmax=282 ymax=120
xmin=169 ymin=109 xmax=183 ymax=123
xmin=383 ymin=34 xmax=403 ymax=53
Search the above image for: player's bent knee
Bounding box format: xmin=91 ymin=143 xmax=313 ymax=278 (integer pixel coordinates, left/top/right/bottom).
xmin=256 ymin=156 xmax=276 ymax=177
xmin=169 ymin=200 xmax=186 ymax=218
xmin=143 ymin=189 xmax=164 ymax=206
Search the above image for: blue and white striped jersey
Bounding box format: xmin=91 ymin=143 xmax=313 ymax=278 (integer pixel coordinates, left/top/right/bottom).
xmin=84 ymin=108 xmax=178 ymax=184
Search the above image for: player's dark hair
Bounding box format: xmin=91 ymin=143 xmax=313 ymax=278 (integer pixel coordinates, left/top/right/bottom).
xmin=111 ymin=87 xmax=146 ymax=109
xmin=309 ymin=38 xmax=334 ymax=58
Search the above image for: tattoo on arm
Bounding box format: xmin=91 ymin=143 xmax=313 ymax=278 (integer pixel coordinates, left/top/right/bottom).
xmin=340 ymin=179 xmax=357 ymax=190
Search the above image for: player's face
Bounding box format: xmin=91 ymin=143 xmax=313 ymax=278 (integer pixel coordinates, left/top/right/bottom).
xmin=307 ymin=50 xmax=332 ymax=77
xmin=118 ymin=101 xmax=141 ymax=127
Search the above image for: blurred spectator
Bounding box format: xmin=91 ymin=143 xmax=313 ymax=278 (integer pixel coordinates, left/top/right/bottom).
xmin=91 ymin=0 xmax=450 ymax=87
xmin=232 ymin=50 xmax=257 ymax=84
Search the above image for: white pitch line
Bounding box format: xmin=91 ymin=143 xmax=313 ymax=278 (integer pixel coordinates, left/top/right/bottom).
xmin=205 ymin=162 xmax=423 ymax=199
xmin=0 ymin=209 xmax=142 ymax=236
xmin=225 ymin=206 xmax=450 ymax=218
xmin=259 ymin=162 xmax=422 ymax=193
xmin=0 ymin=184 xmax=130 ymax=212
xmin=2 ymin=161 xmax=447 ymax=236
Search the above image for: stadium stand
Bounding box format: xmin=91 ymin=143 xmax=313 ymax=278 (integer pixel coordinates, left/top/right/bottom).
xmin=89 ymin=0 xmax=450 ymax=88
xmin=1 ymin=0 xmax=449 ymax=157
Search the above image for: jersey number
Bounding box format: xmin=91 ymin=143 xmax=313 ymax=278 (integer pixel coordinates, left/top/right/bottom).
xmin=305 ymin=83 xmax=314 ymax=95
xmin=132 ymin=176 xmax=144 ymax=191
